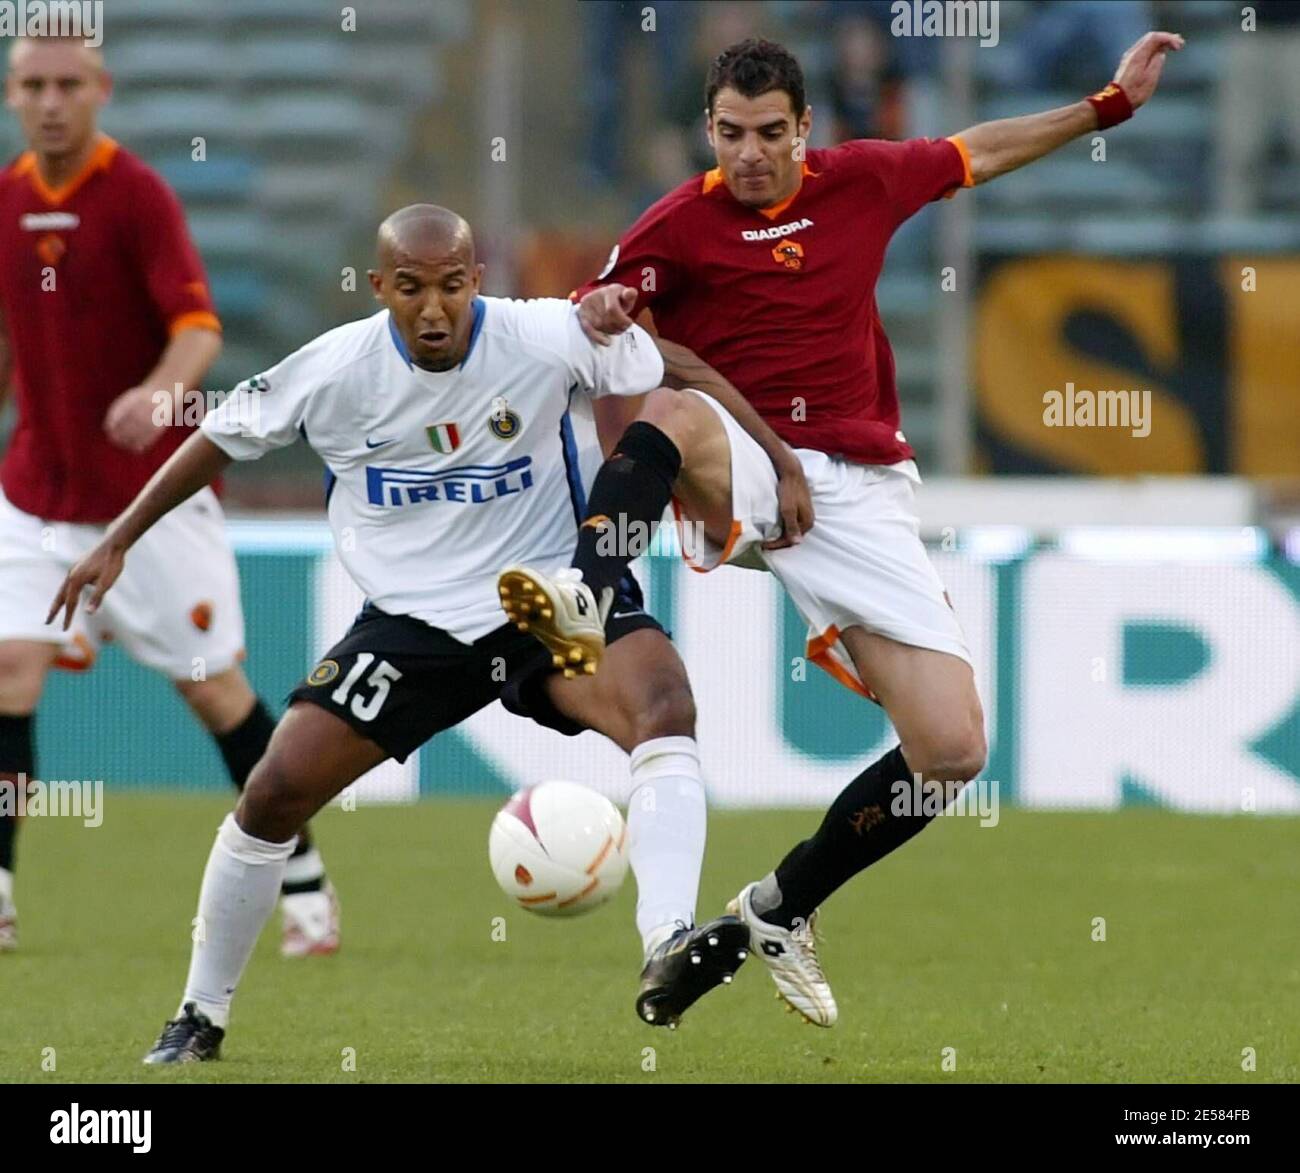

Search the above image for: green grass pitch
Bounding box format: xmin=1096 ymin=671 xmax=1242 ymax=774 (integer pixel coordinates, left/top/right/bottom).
xmin=1 ymin=795 xmax=1296 ymax=1083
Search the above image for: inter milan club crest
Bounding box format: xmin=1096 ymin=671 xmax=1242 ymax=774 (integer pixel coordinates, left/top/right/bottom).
xmin=488 ymin=396 xmax=522 ymax=440
xmin=426 ymin=421 xmax=461 ymax=453
xmin=307 ymin=660 xmax=340 ymax=686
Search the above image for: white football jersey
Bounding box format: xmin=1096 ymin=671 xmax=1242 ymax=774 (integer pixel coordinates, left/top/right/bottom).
xmin=202 ymin=297 xmax=664 ymax=640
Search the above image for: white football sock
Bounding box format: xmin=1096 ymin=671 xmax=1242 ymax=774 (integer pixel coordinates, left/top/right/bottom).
xmin=0 ymin=865 xmax=13 ymax=912
xmin=178 ymin=812 xmax=295 ymax=1028
xmin=627 ymin=736 xmax=707 ymax=959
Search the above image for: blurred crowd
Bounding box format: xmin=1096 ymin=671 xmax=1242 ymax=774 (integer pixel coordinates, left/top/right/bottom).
xmin=583 ymin=0 xmax=1300 ymax=217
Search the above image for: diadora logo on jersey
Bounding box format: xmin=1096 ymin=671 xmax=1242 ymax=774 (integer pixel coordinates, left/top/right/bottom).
xmin=742 ymin=217 xmax=812 ymax=242
xmin=426 ymin=421 xmax=461 ymax=453
xmin=488 ymin=396 xmax=522 ymax=439
xmin=21 ymin=212 xmax=80 ymax=231
xmin=772 ymin=240 xmax=804 ymax=270
xmin=366 ymin=457 xmax=534 ymax=506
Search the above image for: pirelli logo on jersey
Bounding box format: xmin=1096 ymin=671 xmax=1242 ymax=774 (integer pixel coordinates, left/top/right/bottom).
xmin=741 ymin=217 xmax=813 ymax=242
xmin=366 ymin=457 xmax=534 ymax=507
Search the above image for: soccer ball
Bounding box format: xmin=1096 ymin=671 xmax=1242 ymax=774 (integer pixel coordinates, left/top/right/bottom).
xmin=489 ymin=781 xmax=629 ymax=916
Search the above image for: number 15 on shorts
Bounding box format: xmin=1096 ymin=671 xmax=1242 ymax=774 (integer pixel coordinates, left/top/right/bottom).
xmin=331 ymin=653 xmax=403 ymax=721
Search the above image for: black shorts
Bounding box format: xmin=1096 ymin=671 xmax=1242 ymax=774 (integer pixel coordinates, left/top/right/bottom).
xmin=287 ymin=574 xmax=664 ymax=762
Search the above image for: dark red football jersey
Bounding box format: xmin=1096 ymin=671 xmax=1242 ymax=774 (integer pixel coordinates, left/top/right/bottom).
xmin=575 ymin=136 xmax=972 ymax=467
xmin=0 ymin=135 xmax=221 ymax=522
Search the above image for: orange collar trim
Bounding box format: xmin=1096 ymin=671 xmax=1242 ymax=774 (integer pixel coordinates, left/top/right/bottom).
xmin=15 ymin=135 xmax=119 ymax=206
xmin=702 ymin=162 xmax=820 ymax=219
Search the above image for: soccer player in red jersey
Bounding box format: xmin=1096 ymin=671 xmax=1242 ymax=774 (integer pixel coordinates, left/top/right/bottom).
xmin=508 ymin=32 xmax=1182 ymax=1024
xmin=0 ymin=37 xmax=337 ymax=954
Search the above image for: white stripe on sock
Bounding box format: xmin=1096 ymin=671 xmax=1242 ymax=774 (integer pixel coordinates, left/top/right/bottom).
xmin=282 ymin=846 xmax=325 ymax=887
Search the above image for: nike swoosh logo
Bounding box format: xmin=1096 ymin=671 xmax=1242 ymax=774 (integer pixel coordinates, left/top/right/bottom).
xmin=365 ymin=437 xmax=396 ymax=449
xmin=610 ymin=610 xmax=643 ymax=620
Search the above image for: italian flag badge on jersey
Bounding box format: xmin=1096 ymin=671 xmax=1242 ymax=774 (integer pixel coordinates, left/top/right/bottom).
xmin=426 ymin=422 xmax=460 ymax=453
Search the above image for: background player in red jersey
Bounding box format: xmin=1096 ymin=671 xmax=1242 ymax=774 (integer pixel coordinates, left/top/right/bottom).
xmin=0 ymin=37 xmax=337 ymax=954
xmin=513 ymin=32 xmax=1183 ymax=1025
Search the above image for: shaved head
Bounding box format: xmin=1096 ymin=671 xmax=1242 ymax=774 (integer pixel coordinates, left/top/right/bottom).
xmin=8 ymin=37 xmax=105 ymax=73
xmin=377 ymin=204 xmax=475 ymax=272
xmin=369 ymin=204 xmax=484 ymax=372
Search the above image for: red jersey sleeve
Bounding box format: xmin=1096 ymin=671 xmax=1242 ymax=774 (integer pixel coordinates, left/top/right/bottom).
xmin=128 ymin=165 xmax=221 ymax=337
xmin=837 ymin=136 xmax=971 ymax=227
xmin=571 ymin=196 xmax=683 ymax=317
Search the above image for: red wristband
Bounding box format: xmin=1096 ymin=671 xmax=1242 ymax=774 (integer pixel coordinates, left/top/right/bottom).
xmin=1086 ymin=81 xmax=1133 ymax=130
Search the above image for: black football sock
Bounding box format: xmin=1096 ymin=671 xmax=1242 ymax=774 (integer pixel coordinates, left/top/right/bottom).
xmin=213 ymin=699 xmax=324 ymax=894
xmin=0 ymin=714 xmax=36 ymax=874
xmin=751 ymin=746 xmax=937 ymax=929
xmin=280 ymin=829 xmax=325 ymax=896
xmin=214 ymin=697 xmax=275 ymax=791
xmin=572 ymin=421 xmax=681 ymax=597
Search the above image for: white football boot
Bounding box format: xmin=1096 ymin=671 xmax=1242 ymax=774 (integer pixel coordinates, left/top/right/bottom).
xmin=727 ymin=881 xmax=838 ymax=1026
xmin=498 ymin=566 xmax=612 ymax=678
xmin=280 ymin=882 xmax=340 ymax=958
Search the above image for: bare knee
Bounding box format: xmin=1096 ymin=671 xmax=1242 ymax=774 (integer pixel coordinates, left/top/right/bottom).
xmin=0 ymin=642 xmax=56 ymax=714
xmin=174 ymin=667 xmax=257 ymax=734
xmin=637 ymin=386 xmax=697 ymax=442
xmin=236 ymin=750 xmax=319 ymax=843
xmin=904 ymin=723 xmax=987 ymax=785
xmin=628 ymin=675 xmax=697 ymax=745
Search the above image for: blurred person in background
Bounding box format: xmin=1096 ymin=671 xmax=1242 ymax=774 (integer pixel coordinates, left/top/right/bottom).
xmin=1000 ymin=0 xmax=1152 ymax=92
xmin=652 ymin=1 xmax=763 ymax=197
xmin=584 ymin=0 xmax=696 ymax=190
xmin=0 ymin=36 xmax=338 ymax=955
xmin=1215 ymin=0 xmax=1300 ymax=214
xmin=826 ymin=12 xmax=905 ymax=142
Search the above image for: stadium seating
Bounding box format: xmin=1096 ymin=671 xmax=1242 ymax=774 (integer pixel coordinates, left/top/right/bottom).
xmin=4 ymin=0 xmax=1288 ymax=485
xmin=87 ymin=0 xmax=468 ymax=419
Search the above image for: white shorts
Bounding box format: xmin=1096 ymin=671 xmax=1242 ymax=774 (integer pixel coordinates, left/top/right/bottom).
xmin=0 ymin=485 xmax=246 ymax=680
xmin=673 ymin=389 xmax=972 ymax=698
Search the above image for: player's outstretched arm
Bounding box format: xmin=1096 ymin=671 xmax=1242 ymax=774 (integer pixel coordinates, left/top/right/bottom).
xmin=955 ymin=30 xmax=1183 ymax=185
xmin=46 ymin=432 xmax=231 ymax=630
xmin=654 ymin=336 xmax=815 ymax=546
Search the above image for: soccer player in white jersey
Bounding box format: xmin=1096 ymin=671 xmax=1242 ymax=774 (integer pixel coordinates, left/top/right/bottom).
xmin=46 ymin=205 xmax=782 ymax=1062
